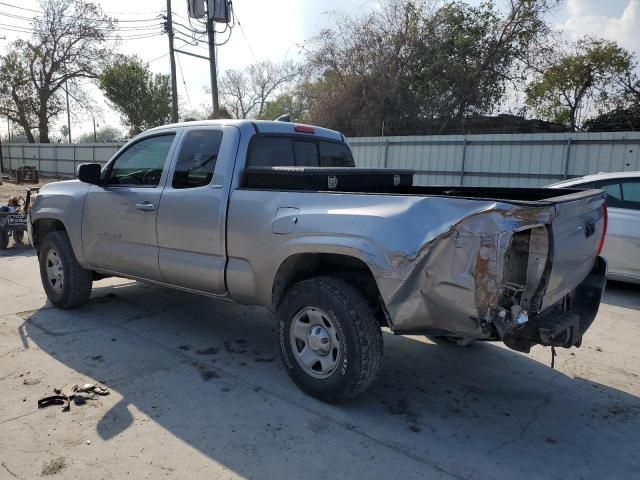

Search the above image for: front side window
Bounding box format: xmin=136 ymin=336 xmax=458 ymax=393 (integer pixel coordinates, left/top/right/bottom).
xmin=172 ymin=130 xmax=223 ymax=189
xmin=108 ymin=134 xmax=175 ymax=187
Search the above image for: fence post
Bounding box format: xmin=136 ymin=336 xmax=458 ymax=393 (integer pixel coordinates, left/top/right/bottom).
xmin=459 ymin=139 xmax=467 ymax=186
xmin=383 ymin=140 xmax=390 ymax=168
xmin=563 ymin=138 xmax=572 ymax=179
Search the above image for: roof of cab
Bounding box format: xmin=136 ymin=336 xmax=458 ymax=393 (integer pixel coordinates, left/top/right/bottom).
xmin=548 ymin=171 xmax=640 ymax=188
xmin=144 ymin=119 xmax=345 ymax=142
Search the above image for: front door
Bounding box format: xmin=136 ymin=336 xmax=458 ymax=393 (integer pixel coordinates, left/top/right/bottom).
xmin=82 ymin=133 xmax=177 ymax=281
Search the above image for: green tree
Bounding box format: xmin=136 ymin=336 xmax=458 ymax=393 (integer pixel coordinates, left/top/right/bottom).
xmin=99 ymin=56 xmax=172 ymax=136
xmin=256 ymin=94 xmax=307 ymax=121
xmin=301 ymin=0 xmax=558 ymax=135
xmin=526 ymin=37 xmax=632 ymax=131
xmin=76 ymin=126 xmax=124 ymax=143
xmin=0 ymin=0 xmax=115 ymax=143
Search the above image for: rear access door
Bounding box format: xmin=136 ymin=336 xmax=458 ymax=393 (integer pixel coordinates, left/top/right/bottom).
xmin=541 ymin=189 xmax=607 ymax=310
xmin=156 ymin=125 xmax=240 ymax=294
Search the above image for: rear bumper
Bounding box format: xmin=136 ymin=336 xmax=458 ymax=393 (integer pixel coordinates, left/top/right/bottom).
xmin=498 ymin=256 xmax=607 ymax=352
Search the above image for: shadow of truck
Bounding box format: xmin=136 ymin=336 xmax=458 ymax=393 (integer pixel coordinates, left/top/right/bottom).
xmin=20 ymin=279 xmax=640 ymax=479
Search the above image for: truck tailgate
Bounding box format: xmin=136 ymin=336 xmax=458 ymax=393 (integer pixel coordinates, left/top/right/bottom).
xmin=541 ymin=189 xmax=606 ymax=310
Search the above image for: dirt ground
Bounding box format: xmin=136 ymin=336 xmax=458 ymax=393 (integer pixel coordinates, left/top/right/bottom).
xmin=0 ymin=244 xmax=639 ymax=479
xmin=0 ymin=177 xmax=56 ymax=203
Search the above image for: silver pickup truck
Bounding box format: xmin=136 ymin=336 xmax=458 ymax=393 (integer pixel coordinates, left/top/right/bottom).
xmin=28 ymin=120 xmax=607 ymax=402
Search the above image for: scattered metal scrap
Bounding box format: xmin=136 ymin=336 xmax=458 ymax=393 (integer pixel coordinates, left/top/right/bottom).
xmin=37 ymin=383 xmax=110 ymax=412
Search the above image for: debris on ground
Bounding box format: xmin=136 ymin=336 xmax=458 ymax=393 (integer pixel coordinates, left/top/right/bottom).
xmin=37 ymin=383 xmax=110 ymax=412
xmin=41 ymin=457 xmax=66 ymax=476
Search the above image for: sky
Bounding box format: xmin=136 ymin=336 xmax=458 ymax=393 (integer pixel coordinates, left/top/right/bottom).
xmin=1 ymin=0 xmax=640 ymax=139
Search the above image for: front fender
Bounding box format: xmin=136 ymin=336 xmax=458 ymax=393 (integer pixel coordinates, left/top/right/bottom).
xmin=30 ymin=181 xmax=90 ymax=267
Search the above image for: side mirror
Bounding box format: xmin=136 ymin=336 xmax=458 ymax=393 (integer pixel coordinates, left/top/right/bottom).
xmin=77 ymin=163 xmax=102 ymax=185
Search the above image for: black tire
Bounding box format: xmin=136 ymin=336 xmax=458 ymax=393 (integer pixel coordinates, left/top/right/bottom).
xmin=277 ymin=276 xmax=383 ymax=403
xmin=39 ymin=231 xmax=93 ymax=309
xmin=13 ymin=230 xmax=24 ymax=244
xmin=0 ymin=230 xmax=8 ymax=249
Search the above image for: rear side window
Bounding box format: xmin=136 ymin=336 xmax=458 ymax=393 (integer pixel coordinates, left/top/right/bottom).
xmin=319 ymin=141 xmax=354 ymax=167
xmin=595 ymin=179 xmax=640 ymax=210
xmin=172 ymin=129 xmax=223 ymax=189
xmin=247 ymin=136 xmax=353 ymax=167
xmin=621 ymin=181 xmax=640 ymax=203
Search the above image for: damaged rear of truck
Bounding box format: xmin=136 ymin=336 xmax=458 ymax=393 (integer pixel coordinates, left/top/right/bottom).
xmin=363 ymin=188 xmax=607 ymax=353
xmin=230 ymin=183 xmax=607 ymax=363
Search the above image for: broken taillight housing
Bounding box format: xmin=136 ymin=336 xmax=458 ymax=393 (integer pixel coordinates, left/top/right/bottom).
xmin=597 ymin=203 xmax=608 ymax=255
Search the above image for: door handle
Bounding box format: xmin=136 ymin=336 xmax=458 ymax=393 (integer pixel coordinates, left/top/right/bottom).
xmin=136 ymin=202 xmax=156 ymax=211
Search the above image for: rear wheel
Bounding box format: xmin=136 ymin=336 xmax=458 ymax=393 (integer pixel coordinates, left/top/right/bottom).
xmin=39 ymin=231 xmax=93 ymax=309
xmin=277 ymin=276 xmax=383 ymax=402
xmin=0 ymin=231 xmax=8 ymax=249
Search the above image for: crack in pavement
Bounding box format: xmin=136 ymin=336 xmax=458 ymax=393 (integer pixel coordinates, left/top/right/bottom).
xmin=1 ymin=461 xmax=23 ymax=480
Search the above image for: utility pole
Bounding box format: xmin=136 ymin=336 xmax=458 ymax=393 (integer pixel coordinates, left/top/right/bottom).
xmin=207 ymin=2 xmax=220 ymax=118
xmin=93 ymin=116 xmax=97 ymax=142
xmin=165 ymin=0 xmax=179 ymax=123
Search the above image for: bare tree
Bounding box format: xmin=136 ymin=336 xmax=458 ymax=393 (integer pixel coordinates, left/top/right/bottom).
xmin=219 ymin=60 xmax=299 ymax=119
xmin=0 ymin=0 xmax=115 ymax=143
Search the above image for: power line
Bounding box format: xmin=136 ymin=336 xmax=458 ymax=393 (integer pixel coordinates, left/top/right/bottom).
xmin=0 ymin=13 xmax=162 ymax=33
xmin=176 ymin=53 xmax=192 ymax=110
xmin=0 ymin=1 xmax=161 ymax=20
xmin=233 ymin=11 xmax=258 ymax=63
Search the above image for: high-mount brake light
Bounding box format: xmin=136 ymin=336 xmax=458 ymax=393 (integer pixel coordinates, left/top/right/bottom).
xmin=294 ymin=125 xmax=315 ymax=134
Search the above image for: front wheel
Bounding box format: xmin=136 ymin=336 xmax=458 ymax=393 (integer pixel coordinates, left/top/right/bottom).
xmin=0 ymin=230 xmax=8 ymax=249
xmin=39 ymin=231 xmax=93 ymax=309
xmin=277 ymin=276 xmax=383 ymax=403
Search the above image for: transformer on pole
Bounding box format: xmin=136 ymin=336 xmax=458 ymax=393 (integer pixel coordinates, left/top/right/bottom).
xmin=187 ymin=0 xmax=230 ymax=23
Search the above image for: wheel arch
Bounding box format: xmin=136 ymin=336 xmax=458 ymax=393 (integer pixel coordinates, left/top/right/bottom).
xmin=32 ymin=218 xmax=67 ymax=252
xmin=271 ymin=252 xmax=391 ymax=328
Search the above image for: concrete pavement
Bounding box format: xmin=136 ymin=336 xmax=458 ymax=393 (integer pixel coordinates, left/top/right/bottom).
xmin=0 ymin=244 xmax=639 ymax=479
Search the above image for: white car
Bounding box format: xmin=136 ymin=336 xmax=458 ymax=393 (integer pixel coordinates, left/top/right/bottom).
xmin=550 ymin=171 xmax=640 ymax=284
